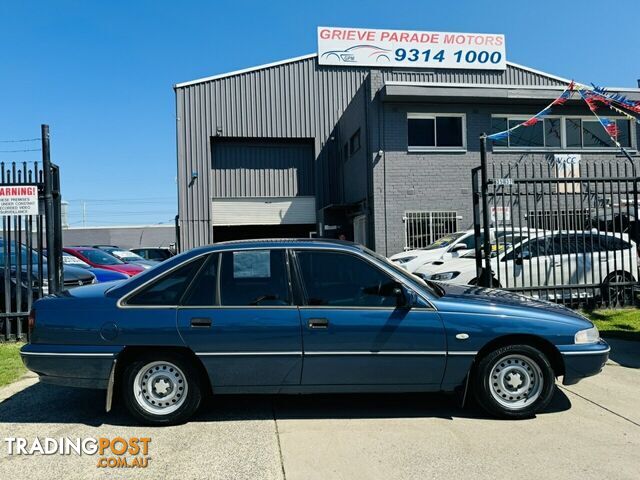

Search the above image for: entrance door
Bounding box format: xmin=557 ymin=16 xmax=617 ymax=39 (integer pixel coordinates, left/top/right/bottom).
xmin=293 ymin=249 xmax=446 ymax=386
xmin=177 ymin=249 xmax=302 ymax=387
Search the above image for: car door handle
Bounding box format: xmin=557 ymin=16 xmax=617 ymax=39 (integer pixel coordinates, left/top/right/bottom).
xmin=190 ymin=317 xmax=212 ymax=328
xmin=308 ymin=317 xmax=329 ymax=329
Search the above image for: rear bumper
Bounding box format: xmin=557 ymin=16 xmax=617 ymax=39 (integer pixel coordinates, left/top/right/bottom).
xmin=20 ymin=344 xmax=122 ymax=389
xmin=558 ymin=341 xmax=610 ymax=386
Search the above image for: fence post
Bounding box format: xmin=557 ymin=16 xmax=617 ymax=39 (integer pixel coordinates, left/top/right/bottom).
xmin=41 ymin=124 xmax=61 ymax=294
xmin=471 ymin=166 xmax=483 ymax=283
xmin=479 ymin=134 xmax=493 ymax=287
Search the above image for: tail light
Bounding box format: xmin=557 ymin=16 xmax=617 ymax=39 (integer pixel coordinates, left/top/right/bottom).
xmin=28 ymin=309 xmax=36 ymax=336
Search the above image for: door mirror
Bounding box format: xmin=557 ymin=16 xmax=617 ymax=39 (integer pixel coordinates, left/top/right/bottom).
xmin=391 ymin=283 xmax=415 ymax=308
xmin=514 ymin=251 xmax=531 ymax=266
xmin=451 ymin=243 xmax=468 ymax=253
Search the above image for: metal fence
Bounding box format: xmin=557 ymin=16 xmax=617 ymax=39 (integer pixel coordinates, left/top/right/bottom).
xmin=0 ymin=125 xmax=63 ymax=341
xmin=403 ymin=211 xmax=459 ymax=251
xmin=472 ymin=149 xmax=640 ymax=308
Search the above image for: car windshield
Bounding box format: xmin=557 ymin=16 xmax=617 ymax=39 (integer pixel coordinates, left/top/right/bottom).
xmin=62 ymin=252 xmax=90 ymax=267
xmin=461 ymin=235 xmax=521 ymax=258
xmin=111 ymin=250 xmax=145 ymax=261
xmin=0 ymin=242 xmax=41 ymax=265
xmin=362 ymin=246 xmax=441 ymax=297
xmin=80 ymin=249 xmax=124 ymax=265
xmin=421 ymin=232 xmax=466 ymax=250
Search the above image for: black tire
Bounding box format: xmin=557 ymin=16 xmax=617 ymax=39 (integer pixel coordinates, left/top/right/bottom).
xmin=601 ymin=271 xmax=634 ymax=305
xmin=121 ymin=353 xmax=203 ymax=425
xmin=472 ymin=344 xmax=555 ymax=419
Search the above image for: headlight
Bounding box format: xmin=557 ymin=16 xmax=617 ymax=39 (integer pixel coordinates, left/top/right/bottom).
xmin=574 ymin=326 xmax=600 ymax=344
xmin=429 ymin=271 xmax=460 ymax=281
xmin=393 ymin=256 xmax=417 ymax=265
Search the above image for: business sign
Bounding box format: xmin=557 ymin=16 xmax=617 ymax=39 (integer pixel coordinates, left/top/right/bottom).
xmin=318 ymin=26 xmax=506 ymax=70
xmin=553 ymin=154 xmax=581 ymax=193
xmin=0 ymin=185 xmax=39 ymax=216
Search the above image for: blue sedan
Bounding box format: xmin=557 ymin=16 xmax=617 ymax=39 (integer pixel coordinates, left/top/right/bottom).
xmin=21 ymin=239 xmax=609 ymax=425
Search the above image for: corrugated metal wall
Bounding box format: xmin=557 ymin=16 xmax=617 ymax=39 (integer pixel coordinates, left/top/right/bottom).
xmin=175 ymin=55 xmax=368 ymax=249
xmin=176 ymin=55 xmax=571 ymax=250
xmin=211 ymin=141 xmax=314 ymax=197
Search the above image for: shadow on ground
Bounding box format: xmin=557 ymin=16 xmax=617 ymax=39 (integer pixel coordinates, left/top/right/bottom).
xmin=0 ymin=381 xmax=572 ymax=427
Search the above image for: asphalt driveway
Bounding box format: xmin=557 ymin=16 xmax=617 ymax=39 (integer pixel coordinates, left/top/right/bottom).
xmin=0 ymin=339 xmax=638 ymax=480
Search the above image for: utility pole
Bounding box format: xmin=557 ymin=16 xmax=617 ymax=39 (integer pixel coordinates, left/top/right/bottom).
xmin=82 ymin=201 xmax=86 ymax=227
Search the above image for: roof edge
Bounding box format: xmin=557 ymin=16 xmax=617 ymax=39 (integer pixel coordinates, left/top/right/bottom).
xmin=174 ymin=53 xmax=318 ymax=88
xmin=173 ymin=55 xmax=640 ymax=92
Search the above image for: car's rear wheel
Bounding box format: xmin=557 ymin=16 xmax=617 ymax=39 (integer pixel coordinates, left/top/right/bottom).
xmin=473 ymin=344 xmax=555 ymax=419
xmin=601 ymin=271 xmax=634 ymax=306
xmin=122 ymin=354 xmax=202 ymax=425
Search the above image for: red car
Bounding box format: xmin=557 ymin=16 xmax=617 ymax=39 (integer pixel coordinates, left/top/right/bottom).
xmin=63 ymin=247 xmax=145 ymax=277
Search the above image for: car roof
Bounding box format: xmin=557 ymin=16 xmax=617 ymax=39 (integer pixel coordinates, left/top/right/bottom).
xmin=178 ymin=238 xmax=366 ymax=257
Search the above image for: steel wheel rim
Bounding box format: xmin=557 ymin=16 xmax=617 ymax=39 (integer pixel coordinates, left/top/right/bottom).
xmin=133 ymin=361 xmax=188 ymax=415
xmin=488 ymin=354 xmax=543 ymax=410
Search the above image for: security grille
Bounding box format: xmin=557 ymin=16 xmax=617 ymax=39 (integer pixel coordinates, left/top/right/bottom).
xmin=403 ymin=211 xmax=459 ymax=251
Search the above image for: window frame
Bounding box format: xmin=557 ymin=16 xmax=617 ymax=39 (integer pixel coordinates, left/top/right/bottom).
xmin=118 ymin=247 xmax=437 ymax=310
xmin=407 ymin=113 xmax=467 ymax=152
xmin=119 ymin=254 xmax=212 ymax=309
xmin=291 ymin=248 xmax=432 ymax=310
xmin=491 ymin=115 xmax=634 ymax=152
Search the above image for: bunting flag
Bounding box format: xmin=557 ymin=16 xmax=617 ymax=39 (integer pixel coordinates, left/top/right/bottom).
xmin=487 ymin=79 xmax=638 ymax=148
xmin=588 ymin=84 xmax=640 ymax=114
xmin=486 ymin=86 xmax=573 ymax=141
xmin=609 ymin=103 xmax=640 ymax=124
xmin=576 ymin=88 xmax=621 ymax=148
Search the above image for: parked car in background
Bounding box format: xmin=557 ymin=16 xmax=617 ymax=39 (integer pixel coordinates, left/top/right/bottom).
xmin=63 ymin=252 xmax=129 ymax=283
xmin=390 ymin=228 xmax=523 ymax=273
xmin=416 ymin=231 xmax=638 ymax=301
xmin=22 ymin=239 xmax=609 ymax=425
xmin=63 ymin=247 xmax=145 ymax=277
xmin=93 ymin=246 xmax=159 ymax=270
xmin=0 ymin=241 xmax=95 ymax=317
xmin=130 ymin=247 xmax=175 ymax=262
xmin=415 ymin=235 xmax=524 ymax=285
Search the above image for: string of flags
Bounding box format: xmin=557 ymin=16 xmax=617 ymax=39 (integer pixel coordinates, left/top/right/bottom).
xmin=486 ymin=79 xmax=640 ymax=147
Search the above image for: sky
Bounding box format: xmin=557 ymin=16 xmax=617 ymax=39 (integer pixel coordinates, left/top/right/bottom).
xmin=1 ymin=0 xmax=638 ymax=227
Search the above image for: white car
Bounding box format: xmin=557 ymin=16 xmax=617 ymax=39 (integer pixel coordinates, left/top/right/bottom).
xmin=415 ymin=230 xmax=639 ymax=300
xmin=390 ymin=228 xmax=518 ymax=273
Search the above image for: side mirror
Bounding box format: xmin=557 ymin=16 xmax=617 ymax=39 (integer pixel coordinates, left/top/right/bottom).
xmin=514 ymin=254 xmax=523 ymax=266
xmin=392 ymin=284 xmax=415 ymax=308
xmin=451 ymin=244 xmax=467 ymax=253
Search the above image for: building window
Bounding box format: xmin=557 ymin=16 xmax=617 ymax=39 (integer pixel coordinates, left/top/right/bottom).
xmin=403 ymin=211 xmax=459 ymax=251
xmin=349 ymin=129 xmax=361 ymax=155
xmin=492 ymin=116 xmax=632 ymax=150
xmin=407 ymin=114 xmax=465 ymax=150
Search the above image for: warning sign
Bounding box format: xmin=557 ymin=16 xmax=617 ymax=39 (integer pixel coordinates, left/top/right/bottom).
xmin=0 ymin=185 xmax=39 ymax=216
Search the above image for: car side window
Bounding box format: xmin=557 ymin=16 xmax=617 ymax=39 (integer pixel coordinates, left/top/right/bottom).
xmin=505 ymin=237 xmax=549 ymax=260
xmin=181 ymin=253 xmax=219 ymax=306
xmin=602 ymin=235 xmax=631 ymax=251
xmin=126 ymin=256 xmax=208 ymax=306
xmin=456 ymin=235 xmax=475 ymax=250
xmin=295 ymin=250 xmax=399 ymax=307
xmin=218 ymin=250 xmax=291 ymax=306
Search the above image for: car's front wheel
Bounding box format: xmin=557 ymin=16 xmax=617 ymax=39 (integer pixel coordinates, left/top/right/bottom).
xmin=473 ymin=344 xmax=555 ymax=419
xmin=121 ymin=354 xmax=202 ymax=425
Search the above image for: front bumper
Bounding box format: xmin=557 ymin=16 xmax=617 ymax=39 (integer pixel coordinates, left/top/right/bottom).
xmin=20 ymin=343 xmax=122 ymax=389
xmin=558 ymin=340 xmax=610 ymax=386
